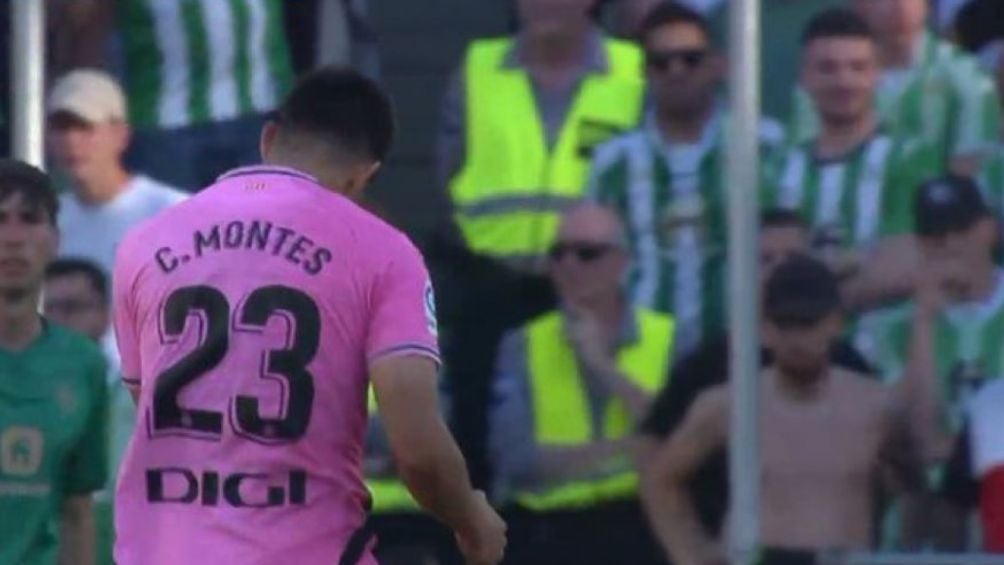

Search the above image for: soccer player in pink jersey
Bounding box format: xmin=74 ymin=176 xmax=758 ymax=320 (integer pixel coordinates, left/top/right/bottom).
xmin=112 ymin=68 xmax=506 ymax=565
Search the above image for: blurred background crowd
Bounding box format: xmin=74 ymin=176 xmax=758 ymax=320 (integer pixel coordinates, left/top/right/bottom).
xmin=4 ymin=0 xmax=1004 ymax=564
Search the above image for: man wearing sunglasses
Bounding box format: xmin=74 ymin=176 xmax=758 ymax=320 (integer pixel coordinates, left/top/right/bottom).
xmin=488 ymin=203 xmax=673 ymax=564
xmin=433 ymin=0 xmax=646 ymax=489
xmin=588 ymin=1 xmax=783 ymax=356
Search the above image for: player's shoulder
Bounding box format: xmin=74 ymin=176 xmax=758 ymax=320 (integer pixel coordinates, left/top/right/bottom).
xmin=689 ymin=382 xmax=730 ymax=421
xmin=592 ymin=128 xmax=648 ymax=168
xmin=40 ymin=323 xmax=106 ymax=375
xmin=931 ymin=37 xmax=994 ymax=85
xmin=351 ymin=206 xmax=425 ymax=261
xmin=43 ymin=322 xmax=102 ymax=354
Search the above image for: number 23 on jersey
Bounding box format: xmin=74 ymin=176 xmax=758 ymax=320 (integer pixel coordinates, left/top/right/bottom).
xmin=150 ymin=285 xmax=319 ymax=445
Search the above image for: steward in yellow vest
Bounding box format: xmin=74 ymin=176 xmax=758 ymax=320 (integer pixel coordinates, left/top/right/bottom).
xmin=431 ymin=3 xmax=645 ymax=493
xmin=447 ymin=35 xmax=642 ymax=262
xmin=490 ymin=306 xmax=674 ymax=564
xmin=448 ymin=36 xmax=645 ymax=264
xmin=435 ymin=3 xmax=646 ymax=495
xmin=493 ymin=307 xmax=674 ymax=507
xmin=487 ymin=202 xmax=673 ymax=564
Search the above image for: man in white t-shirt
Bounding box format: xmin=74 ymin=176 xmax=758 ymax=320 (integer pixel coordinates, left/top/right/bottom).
xmin=47 ymin=69 xmax=188 ymax=275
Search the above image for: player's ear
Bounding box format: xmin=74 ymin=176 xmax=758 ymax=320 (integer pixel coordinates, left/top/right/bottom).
xmin=113 ymin=121 xmax=132 ymax=154
xmin=362 ymin=161 xmax=382 ymax=184
xmin=343 ymin=161 xmax=381 ymax=200
xmin=260 ymin=121 xmax=280 ymax=161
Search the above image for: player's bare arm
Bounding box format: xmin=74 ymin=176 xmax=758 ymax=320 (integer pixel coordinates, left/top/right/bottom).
xmin=878 ymin=389 xmax=927 ymax=495
xmin=371 ymin=354 xmax=506 ymax=565
xmin=642 ymin=385 xmax=729 ymax=565
xmin=904 ymin=274 xmax=954 ymax=461
xmin=59 ymin=496 xmax=96 ymax=565
xmin=877 ymin=389 xmax=929 ymax=548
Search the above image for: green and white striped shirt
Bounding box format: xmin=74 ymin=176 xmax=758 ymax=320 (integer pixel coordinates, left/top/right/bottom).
xmin=789 ymin=32 xmax=1000 ymax=170
xmin=587 ymin=111 xmax=784 ymax=353
xmin=856 ymin=270 xmax=1004 ymax=431
xmin=119 ymin=0 xmax=294 ymax=129
xmin=771 ymin=131 xmax=937 ymax=248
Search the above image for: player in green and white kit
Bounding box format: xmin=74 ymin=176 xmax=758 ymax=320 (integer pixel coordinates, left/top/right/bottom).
xmin=789 ymin=0 xmax=1000 ymax=175
xmin=856 ymin=176 xmax=1004 ymax=459
xmin=43 ymin=259 xmax=121 ymax=565
xmin=586 ymin=3 xmax=783 ymax=354
xmin=0 ymin=161 xmax=107 ymax=565
xmin=772 ymin=9 xmax=938 ymax=253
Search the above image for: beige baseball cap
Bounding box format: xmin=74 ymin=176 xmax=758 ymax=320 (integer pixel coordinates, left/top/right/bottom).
xmin=47 ymin=69 xmax=127 ymax=124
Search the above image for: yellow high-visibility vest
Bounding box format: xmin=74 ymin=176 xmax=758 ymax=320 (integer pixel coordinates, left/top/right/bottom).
xmin=365 ymin=388 xmax=420 ymax=513
xmin=449 ymin=37 xmax=644 ymax=259
xmin=515 ymin=308 xmax=674 ymax=511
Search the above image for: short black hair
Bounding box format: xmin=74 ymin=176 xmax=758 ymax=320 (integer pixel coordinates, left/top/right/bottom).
xmin=0 ymin=159 xmax=59 ymax=225
xmin=915 ymin=174 xmax=991 ymax=237
xmin=638 ymin=2 xmax=712 ymax=46
xmin=761 ymin=208 xmax=807 ymax=231
xmin=274 ymin=66 xmax=395 ymax=163
xmin=764 ymin=254 xmax=842 ymax=328
xmin=45 ymin=258 xmax=109 ymax=304
xmin=801 ymin=8 xmax=874 ymax=48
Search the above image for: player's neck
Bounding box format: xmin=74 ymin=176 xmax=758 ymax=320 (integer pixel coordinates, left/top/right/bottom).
xmin=656 ymin=102 xmax=715 ymax=144
xmin=578 ymin=293 xmax=627 ymax=340
xmin=263 ymin=155 xmax=351 ymax=197
xmin=773 ymin=366 xmax=831 ymax=403
xmin=76 ymin=166 xmax=132 ymax=206
xmin=0 ymin=293 xmax=42 ymax=352
xmin=816 ymin=113 xmax=877 ymax=160
xmin=521 ymin=27 xmax=591 ymax=73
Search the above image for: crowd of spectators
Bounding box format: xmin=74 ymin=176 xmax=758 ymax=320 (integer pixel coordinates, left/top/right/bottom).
xmin=4 ymin=0 xmax=1004 ymax=564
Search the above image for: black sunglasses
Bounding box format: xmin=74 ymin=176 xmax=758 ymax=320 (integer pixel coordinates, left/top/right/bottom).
xmin=645 ymin=48 xmax=708 ymax=72
xmin=547 ymin=242 xmax=617 ymax=263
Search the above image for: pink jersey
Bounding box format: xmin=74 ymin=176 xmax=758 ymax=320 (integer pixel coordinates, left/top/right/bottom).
xmin=112 ymin=166 xmax=440 ymax=565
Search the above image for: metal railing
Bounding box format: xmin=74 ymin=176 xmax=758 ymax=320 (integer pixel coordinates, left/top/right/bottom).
xmin=10 ymin=0 xmax=45 ymax=166
xmin=820 ymin=552 xmax=1004 ymax=565
xmin=726 ymin=0 xmax=761 ymax=563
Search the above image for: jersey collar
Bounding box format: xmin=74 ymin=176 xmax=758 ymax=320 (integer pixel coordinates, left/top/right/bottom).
xmin=217 ymin=165 xmax=318 ymax=184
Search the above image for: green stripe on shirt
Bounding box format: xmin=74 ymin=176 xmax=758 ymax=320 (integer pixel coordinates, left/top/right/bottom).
xmin=119 ymin=0 xmax=162 ymax=128
xmin=229 ymin=0 xmax=255 ymax=115
xmin=180 ymin=0 xmax=211 ymax=124
xmin=263 ymin=0 xmax=294 ymax=103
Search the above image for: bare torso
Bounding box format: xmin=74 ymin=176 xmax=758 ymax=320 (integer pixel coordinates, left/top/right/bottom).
xmin=752 ymin=367 xmax=892 ymax=550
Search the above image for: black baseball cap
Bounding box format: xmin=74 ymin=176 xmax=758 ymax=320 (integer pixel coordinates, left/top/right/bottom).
xmin=915 ymin=174 xmax=991 ymax=237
